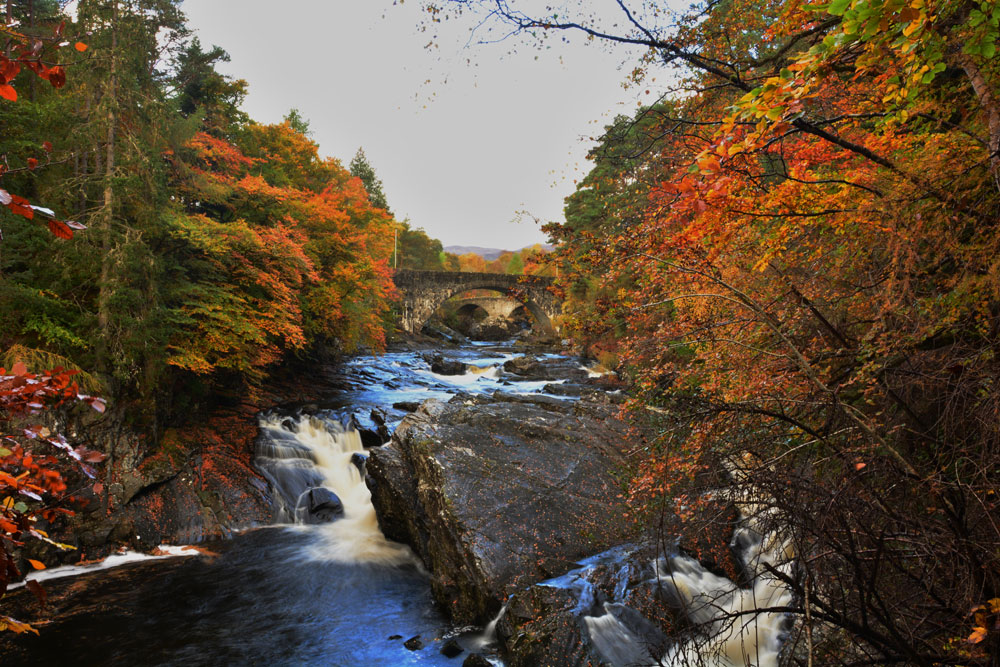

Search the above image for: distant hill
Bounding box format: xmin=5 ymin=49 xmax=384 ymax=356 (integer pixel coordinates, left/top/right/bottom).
xmin=443 ymin=244 xmax=553 ymax=261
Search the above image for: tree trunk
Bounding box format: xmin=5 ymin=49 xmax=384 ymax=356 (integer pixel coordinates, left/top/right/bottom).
xmin=956 ymin=52 xmax=1000 ymax=189
xmin=98 ymin=0 xmax=119 ymax=515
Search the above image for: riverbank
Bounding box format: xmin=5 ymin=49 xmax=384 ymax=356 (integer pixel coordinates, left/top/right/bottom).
xmin=2 ymin=335 xmax=786 ymax=666
xmin=1 ymin=336 xmax=631 ymax=664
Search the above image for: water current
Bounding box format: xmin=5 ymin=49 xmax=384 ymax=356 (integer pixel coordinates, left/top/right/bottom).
xmin=1 ymin=341 xmax=574 ymax=666
xmin=2 ymin=339 xmax=792 ymax=666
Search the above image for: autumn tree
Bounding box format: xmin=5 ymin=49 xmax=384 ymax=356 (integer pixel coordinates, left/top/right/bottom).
xmin=426 ymin=0 xmax=1000 ymax=662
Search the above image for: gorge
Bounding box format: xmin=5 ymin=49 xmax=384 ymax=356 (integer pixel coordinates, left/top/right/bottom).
xmin=0 ymin=333 xmax=792 ymax=666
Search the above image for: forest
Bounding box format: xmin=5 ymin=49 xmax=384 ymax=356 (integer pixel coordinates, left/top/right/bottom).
xmin=2 ymin=0 xmax=1000 ymax=664
xmin=477 ymin=0 xmax=998 ymax=662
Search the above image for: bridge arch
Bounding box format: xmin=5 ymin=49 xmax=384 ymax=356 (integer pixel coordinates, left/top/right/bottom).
xmin=392 ymin=270 xmax=560 ymax=335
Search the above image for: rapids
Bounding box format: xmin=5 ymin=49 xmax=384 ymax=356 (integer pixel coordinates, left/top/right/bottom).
xmin=1 ymin=341 xmax=792 ymax=666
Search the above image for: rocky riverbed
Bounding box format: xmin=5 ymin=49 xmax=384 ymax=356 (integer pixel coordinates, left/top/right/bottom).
xmin=2 ymin=336 xmax=777 ymax=666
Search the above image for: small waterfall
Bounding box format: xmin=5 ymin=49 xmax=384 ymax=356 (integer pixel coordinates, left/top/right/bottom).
xmin=659 ymin=504 xmax=794 ymax=667
xmin=256 ymin=414 xmax=414 ymax=565
xmin=467 ymin=601 xmax=510 ymax=652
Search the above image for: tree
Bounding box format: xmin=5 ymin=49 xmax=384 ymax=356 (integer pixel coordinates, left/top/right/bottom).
xmin=505 ymin=252 xmax=523 ymax=275
xmin=172 ymin=37 xmax=248 ymax=135
xmin=395 ymin=221 xmax=447 ymax=270
xmin=283 ymin=108 xmax=310 ymax=137
xmin=348 ymin=147 xmax=390 ymax=213
xmin=425 ymin=0 xmax=1000 ymax=662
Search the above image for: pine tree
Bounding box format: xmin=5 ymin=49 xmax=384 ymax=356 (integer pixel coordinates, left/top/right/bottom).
xmin=348 ymin=147 xmax=390 ymax=213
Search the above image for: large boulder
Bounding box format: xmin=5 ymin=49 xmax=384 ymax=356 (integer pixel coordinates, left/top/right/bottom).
xmin=366 ymin=395 xmax=638 ymax=626
xmin=501 ymin=355 xmax=593 ymax=383
xmin=431 ymin=359 xmax=468 ymax=376
xmin=305 ymin=487 xmax=344 ymax=522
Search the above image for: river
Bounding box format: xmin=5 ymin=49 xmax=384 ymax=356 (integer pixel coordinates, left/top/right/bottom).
xmin=1 ymin=338 xmax=793 ymax=666
xmin=1 ymin=339 xmax=571 ymax=666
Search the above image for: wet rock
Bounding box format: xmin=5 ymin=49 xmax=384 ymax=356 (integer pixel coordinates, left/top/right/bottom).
xmin=350 ymin=452 xmax=367 ymax=476
xmin=362 ymin=425 xmax=392 ymax=448
xmin=462 ymin=655 xmax=492 ymax=667
xmin=468 ymin=319 xmax=519 ymax=341
xmin=403 ymin=636 xmax=423 ymax=650
xmin=502 ymin=355 xmax=549 ymax=379
xmin=671 ymin=500 xmax=743 ymax=584
xmin=367 ymin=397 xmax=639 ymax=626
xmin=370 ymin=408 xmax=387 ymax=426
xmin=499 ymin=585 xmax=601 ymax=667
xmin=350 ymin=413 xmax=390 ymax=448
xmin=440 ymin=638 xmax=464 ymax=658
xmin=306 ymin=487 xmax=343 ymax=522
xmin=422 ymin=322 xmax=468 ymax=344
xmin=502 ymin=355 xmax=592 ymax=383
xmin=497 ymin=545 xmax=672 ymax=667
xmin=393 ymin=401 xmax=422 ymax=413
xmin=431 ymin=359 xmax=468 ymax=376
xmin=388 ymin=634 xmax=402 ymax=641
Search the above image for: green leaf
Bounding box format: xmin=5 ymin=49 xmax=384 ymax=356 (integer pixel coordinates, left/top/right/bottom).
xmin=829 ymin=0 xmax=852 ymax=15
xmin=0 ymin=448 xmax=11 ymax=458
xmin=780 ymin=67 xmax=793 ymax=79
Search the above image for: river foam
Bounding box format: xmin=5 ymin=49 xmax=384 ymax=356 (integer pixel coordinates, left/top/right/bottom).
xmin=257 ymin=414 xmax=415 ymax=566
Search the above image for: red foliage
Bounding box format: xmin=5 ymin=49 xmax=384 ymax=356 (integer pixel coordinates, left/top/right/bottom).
xmin=0 ymin=27 xmax=87 ymax=242
xmin=0 ymin=363 xmax=105 ymax=634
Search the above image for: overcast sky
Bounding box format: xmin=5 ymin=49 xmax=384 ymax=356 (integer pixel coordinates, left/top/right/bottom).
xmin=180 ymin=0 xmax=652 ymax=250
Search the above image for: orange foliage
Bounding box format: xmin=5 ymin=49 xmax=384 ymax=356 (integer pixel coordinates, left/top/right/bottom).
xmin=164 ymin=122 xmax=396 ymax=387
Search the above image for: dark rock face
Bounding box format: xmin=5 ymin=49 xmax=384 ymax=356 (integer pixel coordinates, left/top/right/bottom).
xmin=466 ymin=319 xmax=521 ymax=342
xmin=63 ymin=407 xmax=274 ymax=560
xmin=462 ymin=655 xmax=492 ymax=667
xmin=421 ymin=321 xmax=468 ymax=345
xmin=501 ymin=355 xmax=593 ymax=383
xmin=366 ymin=395 xmax=637 ymax=626
xmin=350 ymin=452 xmax=368 ymax=476
xmin=501 ymin=355 xmax=551 ymax=379
xmin=392 ymin=401 xmax=421 ymax=413
xmin=497 ymin=545 xmax=671 ymax=667
xmin=349 ymin=413 xmax=390 ymax=448
xmin=403 ymin=636 xmax=424 ymax=651
xmin=431 ymin=359 xmax=468 ymax=376
xmin=440 ymin=638 xmax=464 ymax=658
xmin=305 ymin=487 xmax=344 ymax=522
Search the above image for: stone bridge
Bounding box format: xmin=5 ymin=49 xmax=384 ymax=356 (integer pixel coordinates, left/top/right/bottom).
xmin=392 ymin=270 xmax=561 ymax=334
xmin=451 ymin=296 xmax=529 ymax=322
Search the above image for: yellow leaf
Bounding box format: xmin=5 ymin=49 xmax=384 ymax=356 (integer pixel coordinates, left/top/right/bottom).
xmin=0 ymin=615 xmax=39 ymax=635
xmin=968 ymin=626 xmax=988 ymax=644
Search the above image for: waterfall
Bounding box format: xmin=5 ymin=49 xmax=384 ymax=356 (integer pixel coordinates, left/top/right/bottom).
xmin=539 ymin=500 xmax=793 ymax=667
xmin=256 ymin=414 xmax=414 ymax=565
xmin=659 ymin=494 xmax=794 ymax=667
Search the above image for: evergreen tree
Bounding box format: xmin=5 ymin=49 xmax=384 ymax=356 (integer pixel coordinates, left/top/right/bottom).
xmin=348 ymin=147 xmax=390 ymax=213
xmin=172 ymin=37 xmax=248 ymax=135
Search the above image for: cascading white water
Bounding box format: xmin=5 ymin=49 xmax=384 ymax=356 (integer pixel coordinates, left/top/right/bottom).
xmin=551 ymin=496 xmax=793 ymax=667
xmin=257 ymin=414 xmax=414 ymax=565
xmin=658 ymin=483 xmax=794 ymax=667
